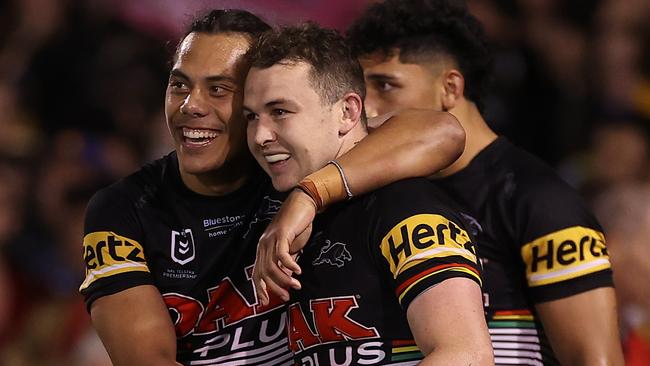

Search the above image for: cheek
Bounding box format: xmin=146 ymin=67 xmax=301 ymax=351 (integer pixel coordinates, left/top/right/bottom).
xmin=284 ymin=129 xmax=315 ymax=164
xmin=164 ymin=94 xmax=181 ymax=122
xmin=379 ymin=99 xmax=402 ymax=115
xmin=212 ymin=94 xmax=238 ymax=122
xmin=392 ymin=87 xmax=426 ymax=109
xmin=371 ymin=88 xmax=421 ymax=114
xmin=246 ymin=125 xmax=256 ymax=151
xmin=309 ymin=126 xmax=339 ymax=162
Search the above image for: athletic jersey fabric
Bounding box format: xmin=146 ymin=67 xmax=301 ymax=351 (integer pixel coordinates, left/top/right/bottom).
xmin=79 ymin=152 xmax=292 ymax=365
xmin=288 ymin=178 xmax=482 ymax=365
xmin=437 ymin=136 xmax=613 ymax=366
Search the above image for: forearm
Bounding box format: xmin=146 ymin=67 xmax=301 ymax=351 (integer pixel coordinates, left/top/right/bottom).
xmin=338 ymin=109 xmax=464 ymax=195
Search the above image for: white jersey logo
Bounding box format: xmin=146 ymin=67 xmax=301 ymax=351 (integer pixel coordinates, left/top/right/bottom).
xmin=171 ymin=229 xmax=195 ymax=265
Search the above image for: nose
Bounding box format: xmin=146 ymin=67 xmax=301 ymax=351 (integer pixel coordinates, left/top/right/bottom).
xmin=249 ymin=116 xmax=276 ymax=148
xmin=180 ymin=89 xmax=209 ymax=117
xmin=364 ymin=93 xmax=379 ymax=119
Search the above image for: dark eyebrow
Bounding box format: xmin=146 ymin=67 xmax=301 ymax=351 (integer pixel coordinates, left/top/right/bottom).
xmin=169 ymin=69 xmax=189 ymax=79
xmin=365 ymin=73 xmax=398 ymax=82
xmin=169 ymin=69 xmax=237 ymax=84
xmin=206 ymin=75 xmax=237 ymax=83
xmin=242 ymin=99 xmax=298 ymax=114
xmin=265 ymin=99 xmax=295 ymax=108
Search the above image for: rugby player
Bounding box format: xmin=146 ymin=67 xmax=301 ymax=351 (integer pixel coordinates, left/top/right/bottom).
xmin=79 ymin=9 xmax=467 ymax=366
xmin=346 ymin=1 xmax=623 ymax=365
xmin=255 ymin=1 xmax=626 ymax=365
xmin=243 ymin=22 xmax=493 ymax=365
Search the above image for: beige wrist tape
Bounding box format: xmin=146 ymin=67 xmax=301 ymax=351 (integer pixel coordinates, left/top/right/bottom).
xmin=296 ymin=162 xmax=347 ymax=211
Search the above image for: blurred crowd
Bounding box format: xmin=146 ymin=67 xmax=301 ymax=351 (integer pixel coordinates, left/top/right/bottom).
xmin=0 ymin=0 xmax=648 ymax=364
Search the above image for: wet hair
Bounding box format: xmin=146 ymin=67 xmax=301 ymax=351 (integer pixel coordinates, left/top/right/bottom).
xmin=246 ymin=22 xmax=366 ymax=107
xmin=347 ymin=0 xmax=493 ymax=109
xmin=174 ymin=9 xmax=271 ymax=58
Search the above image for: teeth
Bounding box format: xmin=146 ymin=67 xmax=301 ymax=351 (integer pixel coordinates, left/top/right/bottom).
xmin=183 ymin=128 xmax=218 ymax=139
xmin=265 ymin=154 xmax=290 ymax=163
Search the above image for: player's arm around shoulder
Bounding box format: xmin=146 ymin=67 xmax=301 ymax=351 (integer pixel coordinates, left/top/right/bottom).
xmin=91 ymin=285 xmax=182 ymax=366
xmin=251 ymin=110 xmax=464 ymax=303
xmin=81 ymin=187 xmax=181 ymax=366
xmin=341 ymin=109 xmax=465 ymax=192
xmin=372 ymin=181 xmax=493 ymax=365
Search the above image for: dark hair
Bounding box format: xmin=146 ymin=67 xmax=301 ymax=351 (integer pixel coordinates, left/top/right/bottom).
xmin=347 ymin=0 xmax=493 ymax=109
xmin=246 ymin=22 xmax=366 ymax=107
xmin=185 ymin=9 xmax=271 ymax=39
xmin=174 ymin=9 xmax=271 ymax=58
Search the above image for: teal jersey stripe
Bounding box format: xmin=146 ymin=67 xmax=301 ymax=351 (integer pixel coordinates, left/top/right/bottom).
xmin=488 ymin=320 xmax=536 ymax=328
xmin=391 ymin=351 xmax=424 ymax=362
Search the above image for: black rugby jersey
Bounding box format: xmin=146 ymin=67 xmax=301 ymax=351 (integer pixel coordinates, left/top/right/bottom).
xmin=79 ymin=152 xmax=291 ymax=365
xmin=288 ymin=178 xmax=482 ymax=365
xmin=437 ymin=137 xmax=613 ymax=366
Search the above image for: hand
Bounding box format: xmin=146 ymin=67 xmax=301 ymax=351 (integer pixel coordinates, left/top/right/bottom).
xmin=253 ymin=189 xmax=316 ymax=305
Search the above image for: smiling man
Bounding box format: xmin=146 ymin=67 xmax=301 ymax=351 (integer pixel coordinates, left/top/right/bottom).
xmin=79 ymin=9 xmax=468 ymax=366
xmin=243 ymin=23 xmax=493 ymax=366
xmin=166 ymin=30 xmax=253 ymax=194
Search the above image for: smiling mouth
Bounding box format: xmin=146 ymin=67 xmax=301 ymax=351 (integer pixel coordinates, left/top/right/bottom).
xmin=182 ymin=127 xmax=220 ymax=146
xmin=264 ymin=153 xmax=291 ymax=164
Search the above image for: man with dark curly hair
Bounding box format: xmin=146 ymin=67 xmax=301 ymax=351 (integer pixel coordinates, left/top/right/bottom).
xmin=345 ymin=0 xmax=625 ymax=365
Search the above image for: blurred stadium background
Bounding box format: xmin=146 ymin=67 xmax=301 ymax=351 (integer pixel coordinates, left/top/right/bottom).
xmin=0 ymin=0 xmax=649 ymax=364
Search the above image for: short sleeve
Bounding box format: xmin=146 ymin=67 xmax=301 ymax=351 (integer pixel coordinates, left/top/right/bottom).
xmin=79 ymin=185 xmax=154 ymax=310
xmin=369 ymin=179 xmax=482 ymax=310
xmin=514 ymin=175 xmax=613 ymax=303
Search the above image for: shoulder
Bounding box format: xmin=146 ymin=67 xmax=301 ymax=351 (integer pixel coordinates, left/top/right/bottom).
xmin=491 ymin=140 xmax=596 ymax=228
xmin=498 ymin=140 xmax=578 ymax=198
xmin=93 ymin=153 xmax=174 ymax=204
xmin=368 ymin=178 xmax=462 ymax=220
xmin=364 ymin=178 xmax=473 ymax=250
xmin=85 ymin=153 xmax=174 ymax=230
xmin=371 ymin=178 xmax=451 ymax=205
xmin=367 ymin=180 xmax=481 ymax=309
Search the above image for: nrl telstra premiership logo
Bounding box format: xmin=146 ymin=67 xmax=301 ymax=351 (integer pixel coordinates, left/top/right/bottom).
xmin=171 ymin=229 xmax=195 ymax=265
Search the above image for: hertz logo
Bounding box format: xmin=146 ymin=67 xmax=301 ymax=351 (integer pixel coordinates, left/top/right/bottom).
xmin=521 ymin=226 xmax=611 ymax=287
xmin=380 ymin=214 xmax=477 ymax=277
xmin=79 ymin=231 xmax=149 ymax=291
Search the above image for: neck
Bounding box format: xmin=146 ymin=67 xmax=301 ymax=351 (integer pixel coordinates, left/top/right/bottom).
xmin=336 ymin=125 xmax=368 ymax=158
xmin=438 ymin=101 xmax=497 ymax=177
xmin=179 ymin=153 xmax=255 ymax=196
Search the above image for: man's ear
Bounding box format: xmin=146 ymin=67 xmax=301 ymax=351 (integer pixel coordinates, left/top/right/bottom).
xmin=339 ymin=92 xmax=364 ymax=135
xmin=441 ymin=69 xmax=465 ymax=111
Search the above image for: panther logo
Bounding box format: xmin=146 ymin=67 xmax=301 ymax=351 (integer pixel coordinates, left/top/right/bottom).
xmin=312 ymin=240 xmax=352 ymax=268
